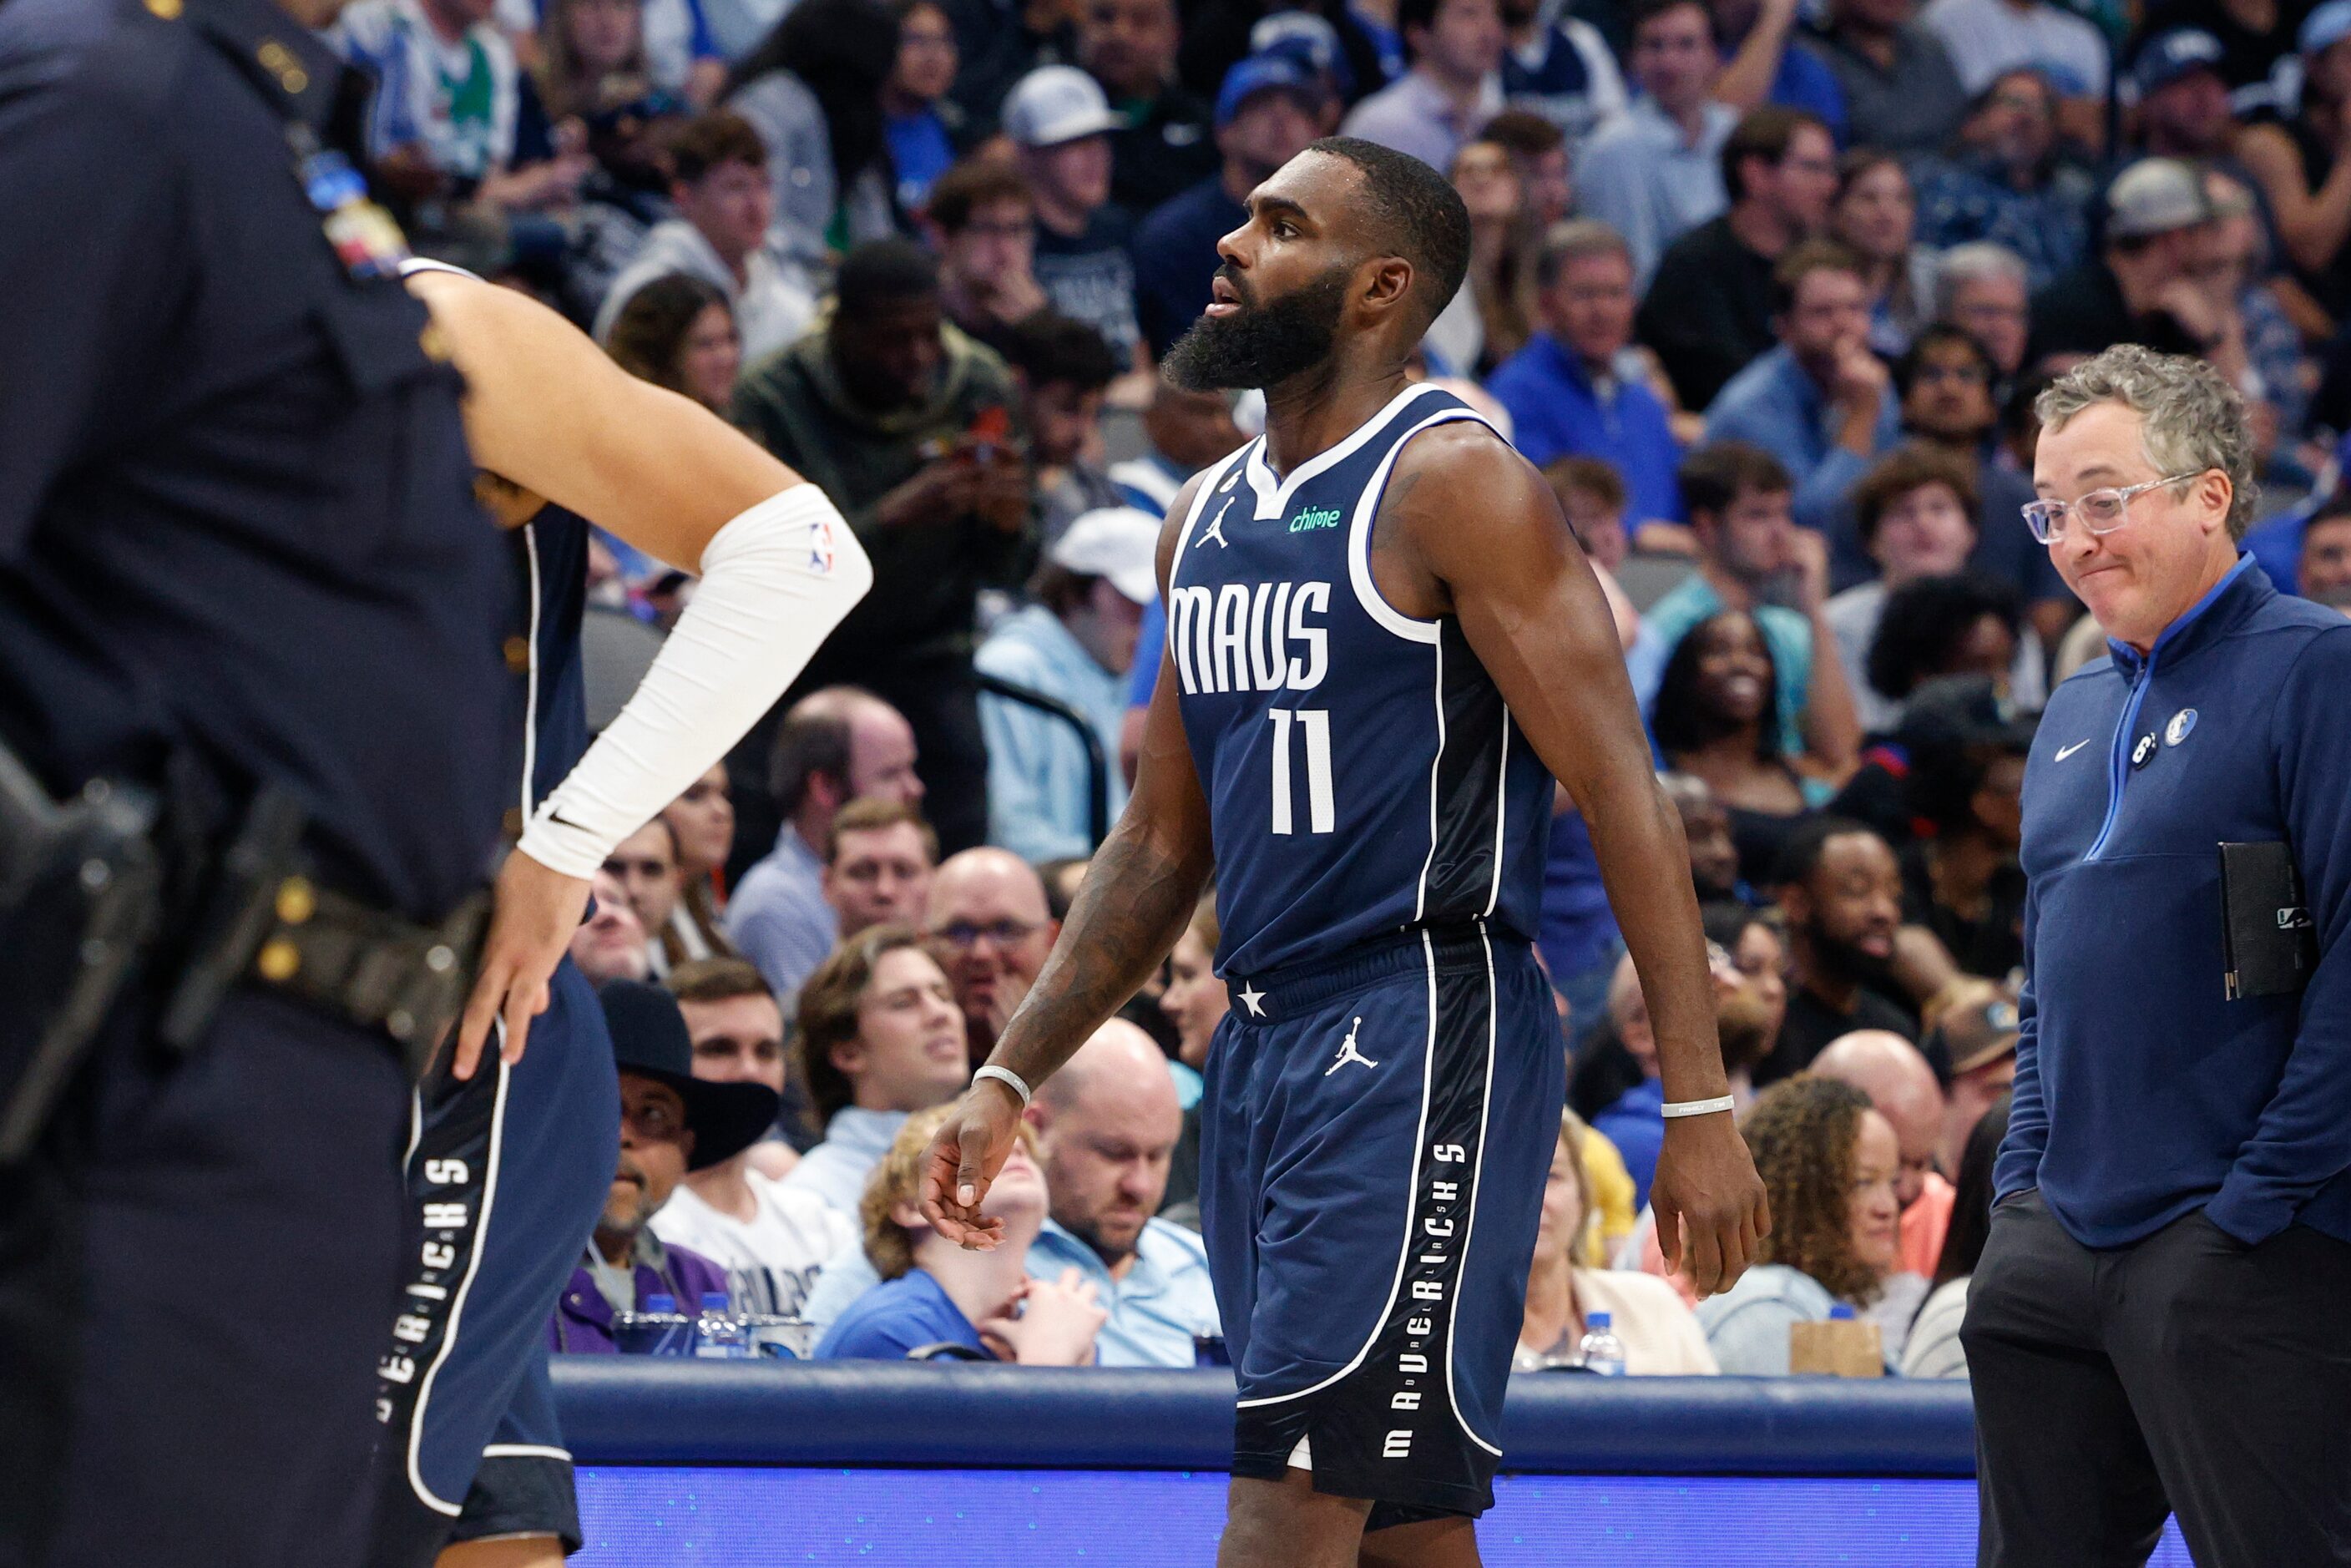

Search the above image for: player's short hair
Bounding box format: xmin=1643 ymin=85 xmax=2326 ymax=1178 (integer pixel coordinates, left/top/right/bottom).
xmin=1000 ymin=311 xmax=1121 ymax=393
xmin=1851 ymin=443 xmax=1979 ymax=549
xmin=836 ymin=237 xmax=940 ymax=317
xmin=2036 ymin=343 xmax=2258 ymax=539
xmin=1677 ymin=441 xmax=1792 ymax=519
xmin=1769 ymin=238 xmax=1868 ymax=316
xmin=793 ymin=924 xmax=938 ymax=1130
xmin=1722 ymin=105 xmax=1828 ymax=205
xmin=1544 ymin=455 xmax=1626 ymax=516
xmin=860 ymin=1105 xmax=1038 ymax=1280
xmin=925 ymin=156 xmax=1034 ymax=233
xmin=1302 ymin=135 xmax=1472 ymax=333
xmin=666 ymin=956 xmax=774 ymax=1007
xmin=824 ymin=797 xmax=940 ymax=867
xmin=668 ymin=110 xmax=769 ymax=184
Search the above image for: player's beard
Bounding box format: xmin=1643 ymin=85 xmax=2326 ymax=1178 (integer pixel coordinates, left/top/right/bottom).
xmin=1164 ymin=264 xmax=1351 ymax=392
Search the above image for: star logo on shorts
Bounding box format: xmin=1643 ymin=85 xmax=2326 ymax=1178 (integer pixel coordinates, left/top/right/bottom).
xmin=1237 ymin=983 xmax=1266 ymax=1018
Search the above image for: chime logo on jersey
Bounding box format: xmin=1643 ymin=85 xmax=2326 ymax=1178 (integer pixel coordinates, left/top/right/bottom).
xmin=1287 ymin=503 xmax=1342 ymax=534
xmin=1166 ymin=579 xmax=1332 ymax=695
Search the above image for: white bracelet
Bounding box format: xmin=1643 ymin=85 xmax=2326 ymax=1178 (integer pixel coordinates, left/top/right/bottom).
xmin=1660 ymin=1094 xmax=1737 ymax=1119
xmin=973 ymin=1065 xmax=1032 ymax=1108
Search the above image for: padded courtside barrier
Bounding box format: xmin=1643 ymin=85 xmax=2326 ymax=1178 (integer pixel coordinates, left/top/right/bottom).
xmin=550 ymin=1360 xmax=1979 ymax=1476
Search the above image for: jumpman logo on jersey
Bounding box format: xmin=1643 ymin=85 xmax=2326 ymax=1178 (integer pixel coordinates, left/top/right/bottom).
xmin=1199 ymin=496 xmax=1236 ymax=549
xmin=1324 ymin=1016 xmax=1378 ymax=1075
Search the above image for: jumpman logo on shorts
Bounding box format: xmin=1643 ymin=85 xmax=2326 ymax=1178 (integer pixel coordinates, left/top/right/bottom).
xmin=1324 ymin=1016 xmax=1378 ymax=1075
xmin=1200 ymin=497 xmax=1235 ymax=549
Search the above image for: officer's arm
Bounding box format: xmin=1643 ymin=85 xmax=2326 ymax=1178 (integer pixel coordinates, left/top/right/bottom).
xmin=1385 ymin=424 xmax=1770 ymax=1297
xmin=919 ymin=478 xmax=1218 ymax=1247
xmin=404 ymin=266 xmax=790 ymax=570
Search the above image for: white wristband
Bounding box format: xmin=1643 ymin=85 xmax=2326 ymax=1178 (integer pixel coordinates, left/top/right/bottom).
xmin=973 ymin=1065 xmax=1032 ymax=1108
xmin=1660 ymin=1094 xmax=1737 ymax=1119
xmin=516 ymin=483 xmax=870 ymax=879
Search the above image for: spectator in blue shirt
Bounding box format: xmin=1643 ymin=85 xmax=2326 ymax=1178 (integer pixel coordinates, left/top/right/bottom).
xmin=1911 ymin=67 xmax=2095 ymax=291
xmin=726 ymin=687 xmax=927 ymax=1004
xmin=1705 ymin=240 xmax=1902 ymax=534
xmin=1489 ymin=220 xmax=1685 ymax=531
xmin=882 ymin=0 xmax=968 ymax=211
xmin=1711 ymin=0 xmax=1848 ymax=140
xmin=1025 ymin=1021 xmax=1224 ymax=1363
xmin=1574 ymin=0 xmax=1739 ymax=286
xmin=1133 ymin=51 xmax=1330 ymax=357
xmin=819 ymin=1105 xmax=1110 ymax=1361
xmin=977 ymin=508 xmax=1159 ymax=860
xmin=2300 ymin=506 xmax=2351 ymax=613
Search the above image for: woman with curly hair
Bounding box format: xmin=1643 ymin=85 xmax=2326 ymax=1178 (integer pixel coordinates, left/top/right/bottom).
xmin=1696 ymin=1075 xmax=1907 ymax=1373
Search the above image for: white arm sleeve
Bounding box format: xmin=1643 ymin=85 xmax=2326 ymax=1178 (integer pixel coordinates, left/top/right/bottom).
xmin=517 ymin=483 xmax=872 ymax=879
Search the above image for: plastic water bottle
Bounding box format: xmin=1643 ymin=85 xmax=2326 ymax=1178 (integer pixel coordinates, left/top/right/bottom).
xmin=693 ymin=1291 xmax=750 ymax=1358
xmin=614 ymin=1292 xmax=692 ymax=1355
xmin=1578 ymin=1311 xmax=1626 ymax=1377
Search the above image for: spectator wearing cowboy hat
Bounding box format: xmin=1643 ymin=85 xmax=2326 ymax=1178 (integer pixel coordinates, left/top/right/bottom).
xmin=549 ymin=982 xmax=784 ymax=1352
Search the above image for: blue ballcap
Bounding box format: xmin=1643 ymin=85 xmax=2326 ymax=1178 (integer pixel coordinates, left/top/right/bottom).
xmin=2303 ymin=0 xmax=2351 ymax=56
xmin=1250 ymin=9 xmax=1357 ymax=96
xmin=2131 ymin=28 xmax=2226 ymax=97
xmin=1216 ymin=49 xmax=1327 ymax=129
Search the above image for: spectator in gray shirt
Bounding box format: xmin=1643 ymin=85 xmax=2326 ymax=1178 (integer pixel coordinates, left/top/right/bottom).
xmin=1340 ymin=0 xmax=1509 ymax=172
xmin=1575 ymin=0 xmax=1739 ymax=284
xmin=1804 ymin=0 xmax=1969 ymax=156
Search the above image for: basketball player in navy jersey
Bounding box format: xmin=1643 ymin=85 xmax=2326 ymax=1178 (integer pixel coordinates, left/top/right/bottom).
xmin=367 ymin=263 xmax=870 ymax=1568
xmin=925 ymin=138 xmax=1767 ymax=1566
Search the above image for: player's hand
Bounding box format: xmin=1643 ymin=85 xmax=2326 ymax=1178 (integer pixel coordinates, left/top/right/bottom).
xmin=918 ymin=1076 xmax=1026 ymax=1248
xmin=1652 ymin=1110 xmax=1770 ymax=1299
xmin=452 ymin=848 xmax=592 ymax=1080
xmin=978 ymin=1269 xmax=1107 ymax=1365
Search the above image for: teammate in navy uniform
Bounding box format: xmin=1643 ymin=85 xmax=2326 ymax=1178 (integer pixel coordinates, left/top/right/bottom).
xmin=923 ymin=137 xmax=1768 ymax=1565
xmin=367 ymin=266 xmax=868 ymax=1568
xmin=0 ymin=1 xmax=509 ymax=1563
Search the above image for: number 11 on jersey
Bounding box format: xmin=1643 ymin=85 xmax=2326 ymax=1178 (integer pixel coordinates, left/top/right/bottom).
xmin=1268 ymin=708 xmax=1335 ymax=835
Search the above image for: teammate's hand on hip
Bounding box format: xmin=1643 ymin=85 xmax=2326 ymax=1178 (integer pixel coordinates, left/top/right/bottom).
xmin=918 ymin=1076 xmax=1026 ymax=1249
xmin=1652 ymin=1111 xmax=1771 ymax=1299
xmin=978 ymin=1269 xmax=1108 ymax=1365
xmin=451 ymin=848 xmax=593 ymax=1081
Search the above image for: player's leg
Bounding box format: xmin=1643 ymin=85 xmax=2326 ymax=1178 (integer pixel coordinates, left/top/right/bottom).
xmin=1218 ymin=1471 xmax=1371 ymax=1568
xmin=370 ymin=964 xmax=618 ymax=1568
xmin=437 ymin=1537 xmax=565 ymax=1568
xmin=1959 ymin=1193 xmax=2170 ymax=1567
xmin=1357 ymin=1511 xmax=1482 ymax=1568
xmin=2103 ymin=1214 xmax=2351 ymax=1568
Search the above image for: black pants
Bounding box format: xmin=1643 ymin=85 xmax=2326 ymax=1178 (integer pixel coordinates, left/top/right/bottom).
xmin=1962 ymin=1190 xmax=2351 ymax=1567
xmin=0 ymin=989 xmax=410 ymax=1568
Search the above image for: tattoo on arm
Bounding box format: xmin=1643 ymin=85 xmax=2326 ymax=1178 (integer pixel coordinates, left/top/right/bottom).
xmin=988 ymin=817 xmax=1211 ymax=1088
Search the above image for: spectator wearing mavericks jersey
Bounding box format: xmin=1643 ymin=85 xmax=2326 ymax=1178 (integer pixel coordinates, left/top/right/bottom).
xmin=1499 ymin=0 xmax=1626 ymax=149
xmin=1004 ymin=67 xmax=1147 ymax=370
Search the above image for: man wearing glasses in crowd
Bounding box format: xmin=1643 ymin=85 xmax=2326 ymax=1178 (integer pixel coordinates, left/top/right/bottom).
xmin=927 ymin=850 xmax=1063 ymax=1062
xmin=1964 ymin=344 xmax=2351 ymax=1566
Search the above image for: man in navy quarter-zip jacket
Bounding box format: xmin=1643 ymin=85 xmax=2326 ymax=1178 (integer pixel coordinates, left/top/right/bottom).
xmin=1960 ymin=343 xmax=2351 ymax=1568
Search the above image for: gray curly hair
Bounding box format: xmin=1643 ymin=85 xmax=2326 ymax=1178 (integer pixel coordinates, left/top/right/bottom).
xmin=2035 ymin=344 xmax=2257 ymax=539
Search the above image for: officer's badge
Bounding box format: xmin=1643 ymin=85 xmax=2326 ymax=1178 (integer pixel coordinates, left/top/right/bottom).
xmin=300 ymin=145 xmax=411 ymax=283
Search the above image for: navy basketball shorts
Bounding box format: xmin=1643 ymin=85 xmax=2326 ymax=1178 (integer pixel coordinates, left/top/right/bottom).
xmin=367 ymin=959 xmax=620 ymax=1568
xmin=1200 ymin=924 xmax=1566 ymax=1523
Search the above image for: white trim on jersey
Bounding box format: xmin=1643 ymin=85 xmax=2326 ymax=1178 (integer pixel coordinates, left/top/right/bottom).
xmin=406 ymin=1033 xmax=513 ymax=1518
xmin=1234 ymin=931 xmax=1440 ymax=1414
xmin=518 ymin=522 xmax=543 ymax=821
xmin=1413 ymin=633 xmax=1448 ymax=925
xmin=480 ymin=1443 xmax=574 ymax=1463
xmin=1241 ymin=382 xmax=1443 ymax=521
xmin=1443 ymin=923 xmax=1504 ymax=1459
xmin=397 ymin=257 xmax=483 ymax=283
xmin=1342 ymin=406 xmax=1500 ymax=646
xmin=1484 ymin=711 xmax=1509 ymax=920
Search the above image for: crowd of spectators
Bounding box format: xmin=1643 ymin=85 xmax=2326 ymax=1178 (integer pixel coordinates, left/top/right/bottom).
xmin=330 ymin=0 xmax=2351 ymax=1383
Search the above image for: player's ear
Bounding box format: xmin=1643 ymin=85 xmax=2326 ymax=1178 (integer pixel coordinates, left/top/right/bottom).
xmin=1358 ymin=255 xmax=1415 ymax=318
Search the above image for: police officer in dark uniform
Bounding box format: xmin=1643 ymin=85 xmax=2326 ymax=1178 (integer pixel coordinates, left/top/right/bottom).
xmin=0 ymin=1 xmax=511 ymax=1564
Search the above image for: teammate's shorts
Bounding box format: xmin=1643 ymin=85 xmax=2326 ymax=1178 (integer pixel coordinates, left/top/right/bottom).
xmin=367 ymin=959 xmax=620 ymax=1568
xmin=1199 ymin=923 xmax=1565 ymax=1525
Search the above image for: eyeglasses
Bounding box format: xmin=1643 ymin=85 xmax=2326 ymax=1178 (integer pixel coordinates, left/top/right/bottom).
xmin=2020 ymin=471 xmax=2206 ymax=544
xmin=930 ymin=918 xmax=1039 ymax=948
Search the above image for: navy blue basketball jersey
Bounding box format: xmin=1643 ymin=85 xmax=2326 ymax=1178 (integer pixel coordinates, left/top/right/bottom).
xmin=1168 ymin=382 xmax=1553 ymax=976
xmin=510 ymin=506 xmax=591 ymax=816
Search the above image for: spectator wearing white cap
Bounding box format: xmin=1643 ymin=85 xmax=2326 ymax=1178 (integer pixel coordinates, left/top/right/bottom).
xmin=1004 ymin=66 xmax=1147 ymax=369
xmin=2239 ymin=2 xmax=2351 ymax=322
xmin=975 ymin=507 xmax=1158 ymax=861
xmin=2026 ymin=157 xmax=2219 ymax=366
